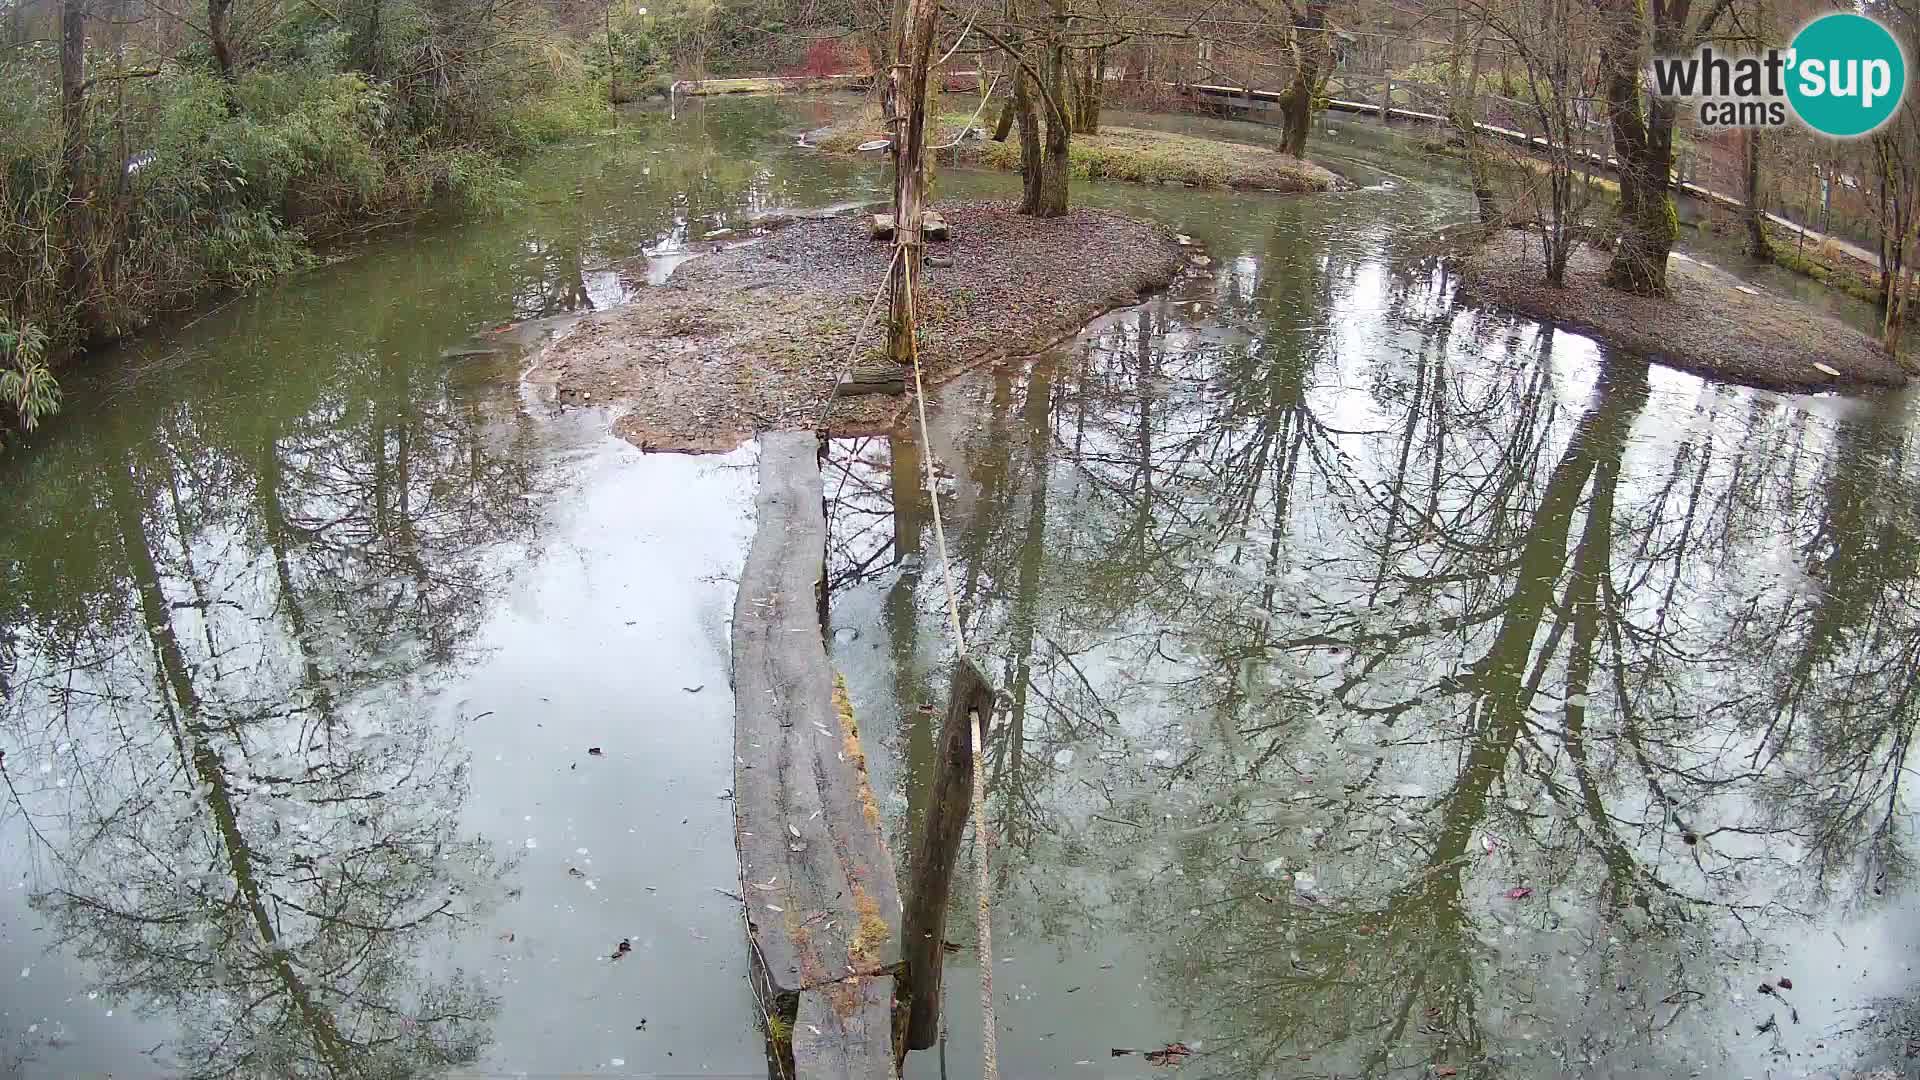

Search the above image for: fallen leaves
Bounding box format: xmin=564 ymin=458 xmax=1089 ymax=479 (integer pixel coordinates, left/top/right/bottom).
xmin=540 ymin=204 xmax=1189 ymax=449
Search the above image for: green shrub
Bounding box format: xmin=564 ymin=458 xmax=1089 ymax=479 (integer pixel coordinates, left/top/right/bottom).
xmin=0 ymin=9 xmax=610 ymax=442
xmin=0 ymin=316 xmax=58 ymax=439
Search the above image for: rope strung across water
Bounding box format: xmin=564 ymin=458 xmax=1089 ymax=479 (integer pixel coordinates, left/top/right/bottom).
xmin=903 ymin=282 xmax=968 ymax=659
xmin=810 ymin=204 xmax=997 ymax=1080
xmin=904 ymin=278 xmax=998 ymax=1080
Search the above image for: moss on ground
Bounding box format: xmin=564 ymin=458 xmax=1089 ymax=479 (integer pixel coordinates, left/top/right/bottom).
xmin=1769 ymin=235 xmax=1887 ymax=306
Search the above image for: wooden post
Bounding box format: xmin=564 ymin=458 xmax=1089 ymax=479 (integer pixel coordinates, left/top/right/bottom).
xmin=886 ymin=0 xmax=940 ymax=367
xmin=899 ymin=656 xmax=995 ymax=1052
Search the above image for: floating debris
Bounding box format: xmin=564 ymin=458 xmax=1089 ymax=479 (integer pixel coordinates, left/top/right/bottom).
xmin=1145 ymin=1043 xmax=1193 ymax=1066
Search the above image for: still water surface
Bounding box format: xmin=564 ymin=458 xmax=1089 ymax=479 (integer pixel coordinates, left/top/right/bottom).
xmin=1 ymin=95 xmax=1915 ymax=1078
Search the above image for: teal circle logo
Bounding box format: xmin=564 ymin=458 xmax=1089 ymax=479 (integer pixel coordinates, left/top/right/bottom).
xmin=1787 ymin=13 xmax=1906 ymax=137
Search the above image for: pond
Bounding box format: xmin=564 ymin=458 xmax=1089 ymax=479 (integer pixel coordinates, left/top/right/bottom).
xmin=2 ymin=93 xmax=1916 ymax=1079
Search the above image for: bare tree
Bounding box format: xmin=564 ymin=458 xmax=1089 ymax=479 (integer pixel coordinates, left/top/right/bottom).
xmin=1590 ymin=0 xmax=1735 ymax=295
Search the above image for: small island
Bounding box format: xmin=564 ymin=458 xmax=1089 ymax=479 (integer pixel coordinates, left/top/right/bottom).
xmin=1457 ymin=229 xmax=1909 ymax=393
xmin=525 ymin=201 xmax=1195 ymax=451
xmin=813 ymin=107 xmax=1344 ymax=193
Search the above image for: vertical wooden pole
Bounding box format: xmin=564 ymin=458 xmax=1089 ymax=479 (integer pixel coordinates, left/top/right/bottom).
xmin=899 ymin=656 xmax=994 ymax=1052
xmin=887 ymin=0 xmax=940 ymax=366
xmin=815 ymin=433 xmax=831 ymax=632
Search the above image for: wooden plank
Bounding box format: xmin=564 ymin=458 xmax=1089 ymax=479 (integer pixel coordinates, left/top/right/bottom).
xmin=900 ymin=657 xmax=995 ymax=1050
xmin=732 ymin=431 xmax=901 ymax=1079
xmin=793 ymin=977 xmax=896 ymax=1080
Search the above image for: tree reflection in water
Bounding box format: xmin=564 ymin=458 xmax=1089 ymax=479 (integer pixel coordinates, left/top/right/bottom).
xmin=1 ymin=341 xmax=543 ymax=1076
xmin=845 ymin=246 xmax=1920 ymax=1077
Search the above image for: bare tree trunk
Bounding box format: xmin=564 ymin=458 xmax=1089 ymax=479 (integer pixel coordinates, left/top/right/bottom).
xmin=1013 ymin=57 xmax=1043 ymax=213
xmin=1378 ymin=42 xmax=1392 ymax=120
xmin=1071 ymin=46 xmax=1105 ymax=133
xmin=1597 ymin=0 xmax=1674 ymax=296
xmin=1279 ymin=0 xmax=1328 ymax=158
xmin=884 ymin=0 xmax=940 ymax=365
xmin=60 ymin=0 xmax=93 ymax=330
xmin=1884 ymin=253 xmax=1908 ymax=352
xmin=1032 ymin=7 xmax=1070 ymax=217
xmin=1098 ymin=45 xmax=1113 ymax=132
xmin=208 ymin=0 xmax=236 ymax=82
xmin=992 ymin=96 xmax=1014 ymax=140
xmin=605 ymin=0 xmax=621 ymax=103
xmin=60 ymin=0 xmax=83 ymax=182
xmin=1447 ymin=2 xmax=1498 ymax=223
xmin=359 ymin=0 xmax=381 ymax=75
xmin=1743 ymin=128 xmax=1773 ymax=260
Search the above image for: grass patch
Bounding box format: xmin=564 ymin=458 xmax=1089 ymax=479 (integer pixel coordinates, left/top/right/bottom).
xmin=1770 ymin=234 xmax=1886 ymax=306
xmin=971 ymin=126 xmax=1338 ymax=191
xmin=813 ymin=105 xmax=1339 ymax=192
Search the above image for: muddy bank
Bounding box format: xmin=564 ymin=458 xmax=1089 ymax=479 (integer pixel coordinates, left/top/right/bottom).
xmin=1458 ymin=229 xmax=1910 ymax=392
xmin=527 ymin=201 xmax=1192 ymax=451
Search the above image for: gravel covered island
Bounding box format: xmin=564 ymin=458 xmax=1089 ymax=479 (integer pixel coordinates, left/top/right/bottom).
xmin=1458 ymin=230 xmax=1911 ymax=392
xmin=526 ymin=201 xmax=1193 ymax=452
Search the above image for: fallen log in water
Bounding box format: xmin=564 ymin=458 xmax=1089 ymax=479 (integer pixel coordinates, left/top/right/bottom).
xmin=731 ymin=431 xmax=902 ymax=1080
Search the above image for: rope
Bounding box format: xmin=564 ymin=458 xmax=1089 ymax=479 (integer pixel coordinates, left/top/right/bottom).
xmin=810 ymin=225 xmax=993 ymax=1079
xmin=903 ymin=284 xmax=968 ymax=657
xmin=931 ymin=73 xmax=1003 ymax=152
xmin=970 ymin=691 xmax=998 ymax=1080
xmin=813 ymin=245 xmax=905 ymax=434
xmin=902 ymin=265 xmax=997 ymax=1080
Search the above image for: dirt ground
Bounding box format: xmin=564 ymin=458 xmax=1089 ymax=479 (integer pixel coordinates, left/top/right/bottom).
xmin=526 ymin=201 xmax=1192 ymax=451
xmin=1459 ymin=229 xmax=1910 ymax=392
